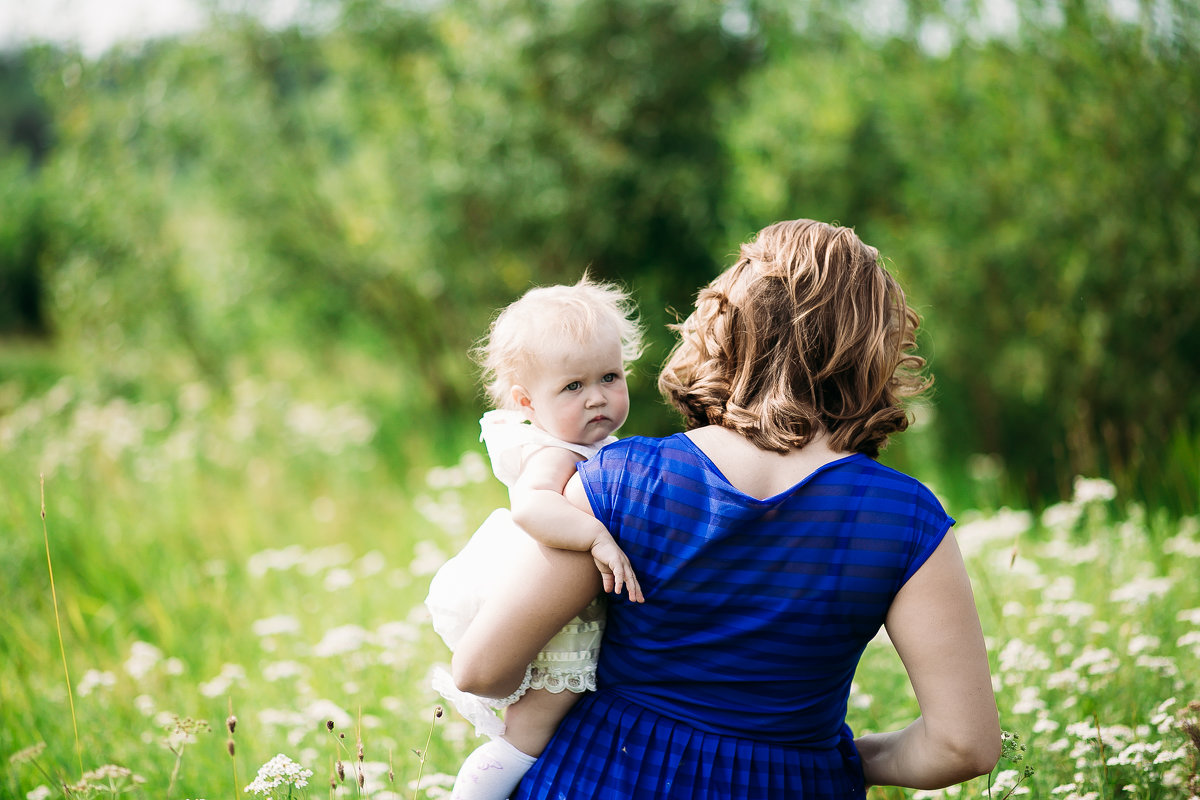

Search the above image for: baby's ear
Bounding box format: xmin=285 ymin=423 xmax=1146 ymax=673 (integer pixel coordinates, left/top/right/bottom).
xmin=510 ymin=385 xmax=535 ymax=416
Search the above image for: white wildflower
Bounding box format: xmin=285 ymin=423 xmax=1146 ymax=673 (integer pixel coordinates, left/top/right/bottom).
xmin=1045 ymin=737 xmax=1070 ymax=753
xmin=1177 ymin=631 xmax=1200 ymax=656
xmin=1041 ymin=575 xmax=1076 ymax=601
xmin=248 ymin=545 xmax=307 ymax=577
xmin=300 ymin=544 xmax=354 ymax=575
xmin=1126 ymin=634 xmax=1161 ymax=655
xmin=1163 ymin=534 xmax=1200 ymax=557
xmin=123 ymin=641 xmax=163 ymax=680
xmin=199 ymin=663 xmax=246 ymax=698
xmin=77 ymin=669 xmax=116 ymax=697
xmin=1042 ymin=502 xmax=1082 ymax=530
xmin=1154 ymin=745 xmax=1189 ymax=764
xmin=252 ymin=615 xmax=301 ymax=637
xmin=244 ymin=754 xmax=313 ymax=796
xmin=1011 ymin=686 xmax=1046 ymax=715
xmin=1134 ymin=655 xmax=1178 ymax=676
xmin=1047 ymin=669 xmax=1082 ymax=690
xmin=998 ymin=639 xmax=1052 ymax=676
xmin=1039 ymin=600 xmax=1094 ymax=624
xmin=1110 ymin=576 xmax=1173 ymax=605
xmin=1033 ymin=716 xmax=1060 ymax=733
xmin=26 ymin=786 xmax=51 ymax=800
xmin=262 ymin=660 xmax=306 ymax=682
xmin=1038 ymin=538 xmax=1101 ymax=565
xmin=134 ymin=694 xmax=155 ymax=716
xmin=1177 ymin=608 xmax=1200 ymax=625
xmin=991 ymin=769 xmax=1020 ymax=792
xmin=312 ymin=624 xmax=372 ymax=657
xmin=358 ymin=550 xmax=386 ymax=577
xmin=324 ymin=568 xmax=356 ymax=591
xmin=955 ymin=508 xmax=1033 ymax=557
xmin=1071 ymin=647 xmax=1119 ymax=676
xmin=1072 ymin=476 xmax=1116 ymax=504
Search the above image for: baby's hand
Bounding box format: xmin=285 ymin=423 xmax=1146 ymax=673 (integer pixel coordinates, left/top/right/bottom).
xmin=591 ymin=532 xmax=644 ymax=603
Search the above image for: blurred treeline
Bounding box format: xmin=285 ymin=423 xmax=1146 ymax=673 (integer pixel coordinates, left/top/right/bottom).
xmin=1 ymin=0 xmax=1197 ymax=512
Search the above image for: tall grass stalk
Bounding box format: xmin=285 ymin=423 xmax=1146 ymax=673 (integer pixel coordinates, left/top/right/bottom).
xmin=411 ymin=705 xmax=442 ymax=800
xmin=41 ymin=473 xmax=83 ymax=778
xmin=227 ymin=698 xmax=240 ymax=798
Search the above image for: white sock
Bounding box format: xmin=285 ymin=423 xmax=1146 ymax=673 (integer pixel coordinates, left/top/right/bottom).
xmin=449 ymin=736 xmax=537 ymax=800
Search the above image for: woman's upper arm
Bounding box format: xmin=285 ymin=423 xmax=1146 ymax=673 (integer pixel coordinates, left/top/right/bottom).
xmin=884 ymin=533 xmax=1000 ymax=758
xmin=563 ymin=472 xmax=594 ymax=516
xmin=451 ymin=531 xmax=602 ymax=698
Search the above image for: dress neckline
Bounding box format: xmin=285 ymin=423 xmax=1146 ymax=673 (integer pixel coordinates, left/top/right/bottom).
xmin=672 ymin=432 xmax=864 ymax=504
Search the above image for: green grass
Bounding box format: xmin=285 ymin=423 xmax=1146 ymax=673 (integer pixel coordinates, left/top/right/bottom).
xmin=1 ymin=361 xmax=1197 ymax=800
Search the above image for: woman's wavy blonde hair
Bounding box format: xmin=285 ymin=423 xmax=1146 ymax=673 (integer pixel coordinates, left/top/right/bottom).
xmin=477 ymin=274 xmax=644 ymax=410
xmin=658 ymin=219 xmax=929 ymax=457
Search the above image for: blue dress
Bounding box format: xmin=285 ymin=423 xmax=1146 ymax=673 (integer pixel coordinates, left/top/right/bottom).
xmin=513 ymin=433 xmax=953 ymax=800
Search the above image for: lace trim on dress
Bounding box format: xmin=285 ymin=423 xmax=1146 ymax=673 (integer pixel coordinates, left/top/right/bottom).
xmin=528 ymin=664 xmax=597 ymax=694
xmin=430 ymin=663 xmax=535 ymax=738
xmin=492 ymin=664 xmax=534 ymax=708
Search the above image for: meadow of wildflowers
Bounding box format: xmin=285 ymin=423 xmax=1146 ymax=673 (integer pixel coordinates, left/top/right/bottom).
xmin=1 ymin=373 xmax=1197 ymax=799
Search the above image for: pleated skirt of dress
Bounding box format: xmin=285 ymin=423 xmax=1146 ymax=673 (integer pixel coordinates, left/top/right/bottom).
xmin=513 ymin=690 xmax=867 ymax=800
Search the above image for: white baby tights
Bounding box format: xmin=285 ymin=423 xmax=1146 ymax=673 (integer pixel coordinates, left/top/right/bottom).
xmin=449 ymin=736 xmax=537 ymax=800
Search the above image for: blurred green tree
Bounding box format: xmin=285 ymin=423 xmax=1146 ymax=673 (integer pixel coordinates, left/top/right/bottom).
xmin=0 ymin=51 xmax=54 ymax=335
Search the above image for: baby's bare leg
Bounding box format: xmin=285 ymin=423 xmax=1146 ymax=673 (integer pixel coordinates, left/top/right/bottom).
xmin=502 ymin=687 xmax=581 ymax=757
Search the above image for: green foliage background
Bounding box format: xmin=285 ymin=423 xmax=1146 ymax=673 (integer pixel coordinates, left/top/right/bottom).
xmin=2 ymin=0 xmax=1198 ymax=510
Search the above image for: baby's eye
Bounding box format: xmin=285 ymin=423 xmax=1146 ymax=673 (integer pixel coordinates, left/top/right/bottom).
xmin=601 ymin=373 xmax=619 ymax=383
xmin=564 ymin=381 xmax=582 ymax=392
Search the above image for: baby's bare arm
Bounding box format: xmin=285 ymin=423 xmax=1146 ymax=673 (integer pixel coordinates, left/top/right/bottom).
xmin=509 ymin=447 xmax=601 ymax=550
xmin=509 ymin=448 xmax=643 ymax=602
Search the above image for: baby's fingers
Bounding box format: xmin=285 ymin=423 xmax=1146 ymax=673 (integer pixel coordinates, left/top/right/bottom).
xmin=609 ymin=561 xmax=627 ymax=598
xmin=625 ymin=572 xmax=645 ymax=603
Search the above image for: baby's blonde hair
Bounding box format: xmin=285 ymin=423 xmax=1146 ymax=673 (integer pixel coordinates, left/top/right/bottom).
xmin=477 ymin=275 xmax=644 ymax=410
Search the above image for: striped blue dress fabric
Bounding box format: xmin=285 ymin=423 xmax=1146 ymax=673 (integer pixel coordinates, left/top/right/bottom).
xmin=513 ymin=433 xmax=953 ymax=800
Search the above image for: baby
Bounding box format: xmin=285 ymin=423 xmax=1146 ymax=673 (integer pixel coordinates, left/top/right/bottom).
xmin=425 ymin=275 xmax=644 ymax=800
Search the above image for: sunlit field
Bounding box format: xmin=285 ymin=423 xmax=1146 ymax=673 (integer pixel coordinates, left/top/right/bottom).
xmin=2 ymin=370 xmax=1197 ymax=800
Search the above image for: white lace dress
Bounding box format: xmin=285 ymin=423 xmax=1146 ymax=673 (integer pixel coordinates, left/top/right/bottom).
xmin=424 ymin=410 xmax=613 ymax=736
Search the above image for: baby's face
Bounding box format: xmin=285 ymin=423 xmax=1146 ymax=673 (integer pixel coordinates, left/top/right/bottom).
xmin=517 ymin=334 xmax=629 ymax=446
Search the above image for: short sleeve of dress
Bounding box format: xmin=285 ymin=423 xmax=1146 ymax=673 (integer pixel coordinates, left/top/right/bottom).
xmin=898 ymin=483 xmax=955 ymax=586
